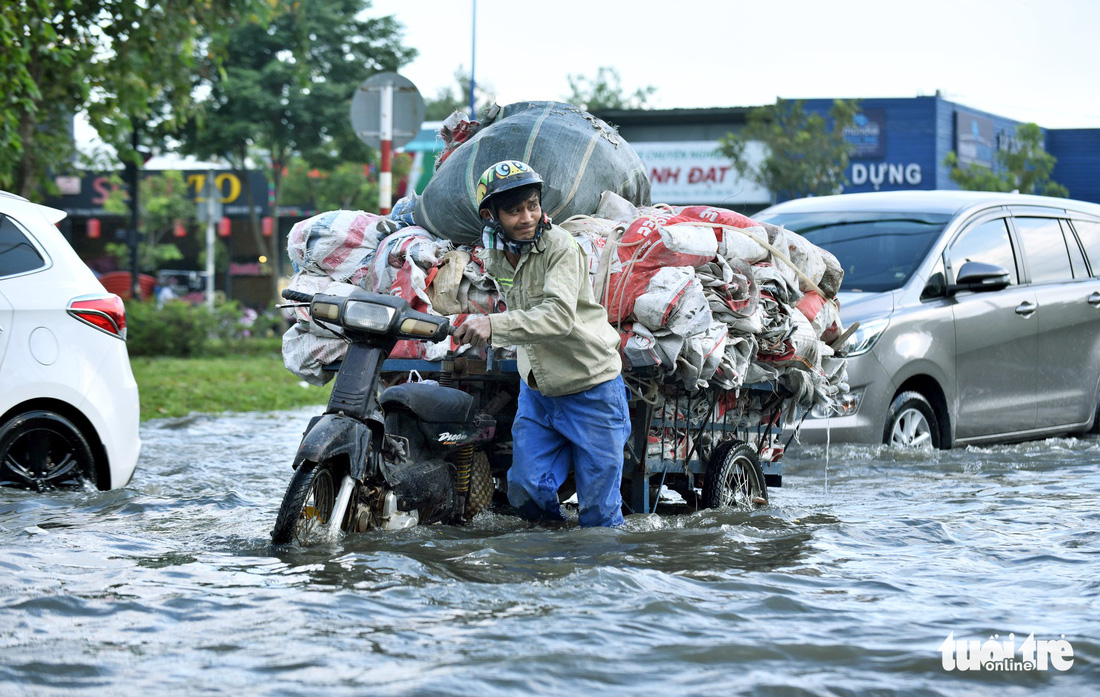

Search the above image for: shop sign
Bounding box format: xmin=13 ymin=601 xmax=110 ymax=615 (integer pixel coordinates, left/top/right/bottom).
xmin=631 ymin=141 xmax=771 ymax=205
xmin=844 ymin=109 xmax=886 ymax=158
xmin=46 ymin=170 xmax=270 ymax=218
xmin=956 ymin=112 xmax=995 ymax=168
xmin=850 ymin=162 xmax=923 ymax=190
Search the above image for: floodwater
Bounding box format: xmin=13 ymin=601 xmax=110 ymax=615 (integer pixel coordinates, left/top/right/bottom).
xmin=1 ymin=407 xmax=1097 ymax=696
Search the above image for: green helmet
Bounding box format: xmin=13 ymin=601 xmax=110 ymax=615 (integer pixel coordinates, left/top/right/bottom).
xmin=475 ymin=160 xmax=544 ymax=213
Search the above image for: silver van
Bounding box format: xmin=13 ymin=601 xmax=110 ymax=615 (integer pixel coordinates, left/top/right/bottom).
xmin=756 ymin=190 xmax=1100 ymax=448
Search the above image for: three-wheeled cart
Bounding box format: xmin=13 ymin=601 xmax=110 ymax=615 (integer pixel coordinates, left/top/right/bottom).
xmin=380 ymin=353 xmax=786 ymax=516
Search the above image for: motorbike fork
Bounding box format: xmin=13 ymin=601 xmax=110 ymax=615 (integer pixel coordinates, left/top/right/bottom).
xmin=328 ymin=474 xmax=356 ymax=536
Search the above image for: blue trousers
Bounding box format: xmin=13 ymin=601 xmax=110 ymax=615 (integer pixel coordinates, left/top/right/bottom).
xmin=507 ymin=374 xmax=631 ymax=527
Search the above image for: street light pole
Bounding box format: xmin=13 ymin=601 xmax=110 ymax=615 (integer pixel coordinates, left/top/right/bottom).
xmin=127 ymin=125 xmax=141 ymax=300
xmin=469 ymin=0 xmax=477 ymax=116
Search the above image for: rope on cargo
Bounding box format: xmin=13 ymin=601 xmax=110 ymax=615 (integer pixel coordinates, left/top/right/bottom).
xmin=624 ymin=372 xmax=661 ymax=406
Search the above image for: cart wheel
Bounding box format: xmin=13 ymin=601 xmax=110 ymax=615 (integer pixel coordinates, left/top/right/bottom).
xmin=702 ymin=440 xmax=767 ymax=509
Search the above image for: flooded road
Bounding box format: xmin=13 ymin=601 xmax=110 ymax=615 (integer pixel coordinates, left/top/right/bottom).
xmin=1 ymin=407 xmax=1097 ymax=696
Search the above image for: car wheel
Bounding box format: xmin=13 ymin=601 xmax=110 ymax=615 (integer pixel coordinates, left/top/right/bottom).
xmin=0 ymin=410 xmax=97 ymax=491
xmin=884 ymin=392 xmax=941 ymax=449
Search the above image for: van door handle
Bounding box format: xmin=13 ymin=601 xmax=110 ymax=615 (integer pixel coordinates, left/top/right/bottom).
xmin=1015 ymin=301 xmax=1037 ymax=316
xmin=1089 ymin=292 xmax=1100 ymax=307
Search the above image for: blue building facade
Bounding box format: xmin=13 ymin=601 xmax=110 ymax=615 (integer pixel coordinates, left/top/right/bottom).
xmin=597 ymin=95 xmax=1099 ymax=209
xmin=801 ymin=95 xmax=1095 ymax=201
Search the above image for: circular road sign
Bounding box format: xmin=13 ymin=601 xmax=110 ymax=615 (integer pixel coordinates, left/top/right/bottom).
xmin=349 ymin=72 xmax=425 ymax=150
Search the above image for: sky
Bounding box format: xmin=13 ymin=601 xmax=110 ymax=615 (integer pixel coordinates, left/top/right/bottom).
xmin=366 ymin=0 xmax=1100 ymax=129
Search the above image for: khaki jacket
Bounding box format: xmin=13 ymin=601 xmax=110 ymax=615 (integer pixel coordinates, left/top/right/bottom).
xmin=485 ymin=225 xmax=622 ymax=396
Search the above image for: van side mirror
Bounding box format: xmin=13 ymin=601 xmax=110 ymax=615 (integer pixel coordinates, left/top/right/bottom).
xmin=948 ymin=261 xmax=1011 ymax=294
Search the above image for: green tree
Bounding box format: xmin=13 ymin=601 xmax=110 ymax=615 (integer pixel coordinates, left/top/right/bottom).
xmin=281 ymin=155 xmax=413 ymax=213
xmin=174 ymin=0 xmax=414 ymax=300
xmin=565 ymin=67 xmax=656 ymax=111
xmin=424 ymin=68 xmax=495 ymax=121
xmin=0 ymin=0 xmax=267 ymax=199
xmin=102 ymin=170 xmax=194 ymax=272
xmin=945 ymin=122 xmax=1068 ymax=197
xmin=719 ymin=98 xmax=860 ymax=202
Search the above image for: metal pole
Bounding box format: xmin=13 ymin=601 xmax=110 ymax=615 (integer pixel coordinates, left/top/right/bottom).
xmin=205 ymin=171 xmax=216 ymax=310
xmin=128 ymin=126 xmax=141 ymax=300
xmin=469 ymin=0 xmax=477 ymax=116
xmin=379 ymin=82 xmax=394 ymax=215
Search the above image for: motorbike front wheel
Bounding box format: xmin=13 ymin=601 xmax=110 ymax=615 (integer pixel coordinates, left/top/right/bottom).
xmin=272 ymin=460 xmax=341 ymax=545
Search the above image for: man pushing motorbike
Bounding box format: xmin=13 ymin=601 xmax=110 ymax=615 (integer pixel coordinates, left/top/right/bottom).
xmin=452 ymin=160 xmax=631 ymax=527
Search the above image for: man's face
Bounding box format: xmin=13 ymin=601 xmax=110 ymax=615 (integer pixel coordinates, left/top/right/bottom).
xmin=486 ymin=191 xmax=542 ymax=240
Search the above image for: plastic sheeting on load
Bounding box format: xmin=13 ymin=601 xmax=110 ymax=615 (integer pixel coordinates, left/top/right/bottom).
xmin=412 ymin=101 xmax=651 ymax=244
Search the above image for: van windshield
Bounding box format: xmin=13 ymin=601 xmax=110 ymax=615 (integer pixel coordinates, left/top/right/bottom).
xmin=758 ymin=212 xmax=951 ymax=292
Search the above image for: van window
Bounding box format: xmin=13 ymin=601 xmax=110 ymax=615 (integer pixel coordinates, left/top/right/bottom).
xmin=1059 ymin=220 xmax=1089 ymax=278
xmin=1072 ymin=219 xmax=1100 ymax=276
xmin=0 ymin=215 xmax=46 ymax=278
xmin=948 ymin=218 xmax=1018 ymax=284
xmin=1013 ymin=217 xmax=1073 ymax=283
xmin=759 ymin=212 xmax=950 ymax=293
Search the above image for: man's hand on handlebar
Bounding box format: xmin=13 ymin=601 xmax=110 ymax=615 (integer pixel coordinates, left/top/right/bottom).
xmin=453 ymin=315 xmax=492 ymax=348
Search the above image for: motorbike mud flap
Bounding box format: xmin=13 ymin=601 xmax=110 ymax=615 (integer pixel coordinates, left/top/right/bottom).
xmin=379 ymin=455 xmax=450 ymax=512
xmin=293 ymin=413 xmax=375 ymax=480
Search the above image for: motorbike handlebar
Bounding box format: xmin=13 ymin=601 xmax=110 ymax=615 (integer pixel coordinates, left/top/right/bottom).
xmin=281 ymin=289 xmax=314 ymax=303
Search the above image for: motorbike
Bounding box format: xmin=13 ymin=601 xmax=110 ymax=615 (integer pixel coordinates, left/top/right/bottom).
xmin=271 ymin=287 xmax=504 ymax=545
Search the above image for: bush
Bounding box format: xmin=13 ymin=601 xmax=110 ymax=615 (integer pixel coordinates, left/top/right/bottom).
xmin=125 ymin=299 xmax=218 ymax=357
xmin=125 ymin=299 xmax=289 ymax=357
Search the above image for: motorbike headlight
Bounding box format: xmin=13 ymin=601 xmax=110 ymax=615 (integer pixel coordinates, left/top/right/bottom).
xmin=843 ymin=317 xmax=889 ymax=356
xmin=343 ymin=300 xmax=396 ymax=332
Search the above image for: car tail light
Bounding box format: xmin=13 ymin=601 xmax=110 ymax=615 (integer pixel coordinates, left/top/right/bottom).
xmin=67 ymin=294 xmax=127 ymax=340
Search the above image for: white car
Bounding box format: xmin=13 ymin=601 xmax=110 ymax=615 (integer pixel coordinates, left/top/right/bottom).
xmin=0 ymin=191 xmax=140 ymax=489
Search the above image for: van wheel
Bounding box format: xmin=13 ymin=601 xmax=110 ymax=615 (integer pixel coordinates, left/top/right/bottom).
xmin=884 ymin=392 xmax=940 ymax=448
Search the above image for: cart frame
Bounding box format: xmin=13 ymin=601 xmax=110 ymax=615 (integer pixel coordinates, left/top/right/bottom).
xmin=381 ymin=356 xmax=784 ymax=516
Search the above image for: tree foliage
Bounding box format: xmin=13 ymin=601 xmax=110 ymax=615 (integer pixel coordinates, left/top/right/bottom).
xmin=424 ymin=68 xmax=495 ymax=121
xmin=102 ymin=170 xmax=194 ymax=271
xmin=565 ymin=67 xmax=656 ymax=112
xmin=0 ymin=0 xmax=267 ymax=199
xmin=945 ymin=122 xmax=1068 ymax=197
xmin=280 ymin=155 xmax=412 ymax=213
xmin=172 ymin=0 xmax=415 ymax=296
xmin=719 ymin=99 xmax=860 ymax=202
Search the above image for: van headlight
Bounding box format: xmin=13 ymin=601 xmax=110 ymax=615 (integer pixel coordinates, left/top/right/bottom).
xmin=810 ymin=390 xmax=861 ymax=418
xmin=843 ymin=317 xmax=889 ymax=356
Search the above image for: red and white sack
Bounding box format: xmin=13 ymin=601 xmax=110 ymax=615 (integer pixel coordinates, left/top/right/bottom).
xmin=672 ymin=205 xmax=770 ymax=264
xmin=631 ymin=266 xmax=713 ymax=339
xmin=679 ymin=320 xmax=729 ymax=387
xmin=369 ymin=228 xmax=453 ymax=313
xmin=696 ymin=256 xmax=759 ymax=322
xmin=713 ymin=333 xmax=757 ymax=389
xmin=619 ymin=323 xmax=662 ymax=369
xmin=285 ymin=273 xmax=358 ymax=336
xmin=281 ymin=322 xmax=349 ymax=386
xmin=287 ymin=210 xmax=393 ymax=284
xmin=604 ymin=212 xmax=717 ymax=322
xmin=594 ymin=190 xmax=640 ymax=222
xmin=795 ymin=291 xmax=843 ymax=344
xmin=785 ymin=231 xmax=827 ymax=294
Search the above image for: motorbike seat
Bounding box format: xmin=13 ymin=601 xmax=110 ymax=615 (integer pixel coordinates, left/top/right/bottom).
xmin=379 ymin=382 xmax=475 ymax=424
